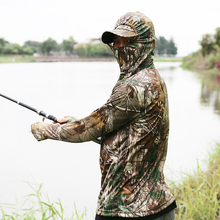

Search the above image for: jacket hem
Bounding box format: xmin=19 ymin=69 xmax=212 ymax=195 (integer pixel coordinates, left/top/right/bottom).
xmin=96 ymin=200 xmax=177 ymax=219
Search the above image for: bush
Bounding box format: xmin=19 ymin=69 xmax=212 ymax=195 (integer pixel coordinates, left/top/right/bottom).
xmin=206 ymin=52 xmax=220 ymax=69
xmin=182 ymin=51 xmax=204 ymax=70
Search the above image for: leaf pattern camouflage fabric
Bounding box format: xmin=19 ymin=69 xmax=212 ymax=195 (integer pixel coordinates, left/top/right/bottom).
xmin=43 ymin=11 xmax=175 ymax=218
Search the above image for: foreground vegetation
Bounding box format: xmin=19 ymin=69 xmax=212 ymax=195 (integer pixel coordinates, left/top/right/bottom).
xmin=0 ymin=182 xmax=87 ymax=220
xmin=172 ymin=143 xmax=220 ymax=220
xmin=0 ymin=143 xmax=219 ymax=219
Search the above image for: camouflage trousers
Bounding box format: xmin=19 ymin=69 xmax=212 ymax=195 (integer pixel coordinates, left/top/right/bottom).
xmin=154 ymin=210 xmax=175 ymax=220
xmin=95 ymin=210 xmax=175 ymax=220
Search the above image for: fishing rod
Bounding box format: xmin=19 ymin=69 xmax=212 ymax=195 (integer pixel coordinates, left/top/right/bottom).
xmin=0 ymin=93 xmax=58 ymax=122
xmin=0 ymin=93 xmax=101 ymax=144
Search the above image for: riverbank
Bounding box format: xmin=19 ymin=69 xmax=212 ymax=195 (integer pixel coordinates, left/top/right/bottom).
xmin=0 ymin=55 xmax=182 ymax=63
xmin=182 ymin=49 xmax=220 ymax=75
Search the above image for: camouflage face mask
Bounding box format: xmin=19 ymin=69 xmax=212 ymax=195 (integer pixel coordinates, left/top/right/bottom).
xmin=111 ymin=40 xmax=140 ymax=70
xmin=110 ymin=38 xmax=154 ymax=78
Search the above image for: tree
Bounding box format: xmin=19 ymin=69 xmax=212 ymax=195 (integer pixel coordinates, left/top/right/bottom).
xmin=22 ymin=47 xmax=34 ymax=55
xmin=4 ymin=43 xmax=23 ymax=54
xmin=62 ymin=36 xmax=77 ymax=55
xmin=214 ymin=27 xmax=220 ymax=46
xmin=75 ymin=43 xmax=113 ymax=58
xmin=74 ymin=44 xmax=87 ymax=57
xmin=0 ymin=38 xmax=8 ymax=54
xmin=91 ymin=44 xmax=113 ymax=57
xmin=40 ymin=38 xmax=58 ymax=55
xmin=0 ymin=45 xmax=3 ymax=54
xmin=167 ymin=39 xmax=177 ymax=55
xmin=199 ymin=34 xmax=215 ymax=56
xmin=23 ymin=40 xmax=41 ymax=53
xmin=155 ymin=36 xmax=167 ymax=55
xmin=0 ymin=38 xmax=8 ymax=47
xmin=155 ymin=36 xmax=177 ymax=56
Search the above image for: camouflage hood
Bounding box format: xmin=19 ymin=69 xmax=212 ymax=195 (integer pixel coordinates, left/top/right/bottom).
xmin=102 ymin=11 xmax=155 ymax=79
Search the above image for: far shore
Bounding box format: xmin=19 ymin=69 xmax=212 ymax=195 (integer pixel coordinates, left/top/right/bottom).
xmin=0 ymin=55 xmax=182 ymax=63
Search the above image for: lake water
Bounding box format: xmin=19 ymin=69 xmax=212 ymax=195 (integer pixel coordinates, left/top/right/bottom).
xmin=0 ymin=61 xmax=220 ymax=218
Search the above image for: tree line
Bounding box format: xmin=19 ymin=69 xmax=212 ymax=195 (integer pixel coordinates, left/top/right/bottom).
xmin=0 ymin=37 xmax=79 ymax=56
xmin=0 ymin=35 xmax=178 ymax=57
xmin=155 ymin=36 xmax=177 ymax=56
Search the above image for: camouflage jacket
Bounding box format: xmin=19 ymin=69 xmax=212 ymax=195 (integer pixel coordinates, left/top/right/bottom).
xmin=43 ymin=12 xmax=175 ymax=218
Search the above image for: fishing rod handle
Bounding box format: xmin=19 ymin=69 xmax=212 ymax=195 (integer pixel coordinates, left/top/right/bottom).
xmin=38 ymin=110 xmax=58 ymax=123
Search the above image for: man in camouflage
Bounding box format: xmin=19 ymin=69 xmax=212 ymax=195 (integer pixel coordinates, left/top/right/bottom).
xmin=31 ymin=11 xmax=176 ymax=220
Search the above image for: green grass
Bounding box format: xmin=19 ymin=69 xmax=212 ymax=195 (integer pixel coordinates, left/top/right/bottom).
xmin=172 ymin=143 xmax=220 ymax=220
xmin=0 ymin=55 xmax=36 ymax=63
xmin=0 ymin=54 xmax=182 ymax=63
xmin=0 ymin=182 xmax=87 ymax=220
xmin=154 ymin=57 xmax=182 ymax=62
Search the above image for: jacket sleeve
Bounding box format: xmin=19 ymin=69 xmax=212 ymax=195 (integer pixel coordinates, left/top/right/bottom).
xmin=44 ymin=81 xmax=142 ymax=143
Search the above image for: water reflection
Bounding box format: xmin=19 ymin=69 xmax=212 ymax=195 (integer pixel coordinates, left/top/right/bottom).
xmin=155 ymin=62 xmax=178 ymax=86
xmin=200 ymin=72 xmax=220 ymax=116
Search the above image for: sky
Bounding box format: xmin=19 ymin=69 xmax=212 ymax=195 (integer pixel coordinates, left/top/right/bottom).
xmin=0 ymin=0 xmax=220 ymax=56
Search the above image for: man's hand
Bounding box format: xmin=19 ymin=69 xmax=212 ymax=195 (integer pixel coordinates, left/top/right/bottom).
xmin=31 ymin=122 xmax=48 ymax=141
xmin=31 ymin=116 xmax=77 ymax=141
xmin=53 ymin=116 xmax=76 ymax=124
